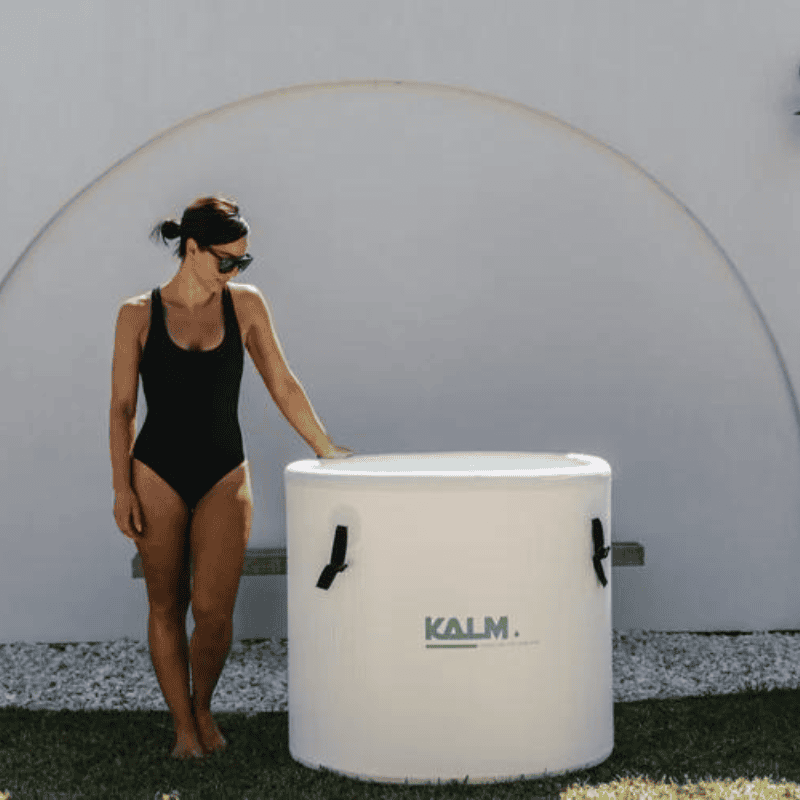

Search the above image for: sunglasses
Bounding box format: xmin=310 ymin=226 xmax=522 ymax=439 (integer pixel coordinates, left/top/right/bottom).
xmin=208 ymin=246 xmax=254 ymax=274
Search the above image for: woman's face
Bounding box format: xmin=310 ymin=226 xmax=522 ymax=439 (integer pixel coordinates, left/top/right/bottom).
xmin=187 ymin=236 xmax=249 ymax=285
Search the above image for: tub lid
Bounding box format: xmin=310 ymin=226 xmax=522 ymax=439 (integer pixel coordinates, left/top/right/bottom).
xmin=284 ymin=452 xmax=611 ymax=481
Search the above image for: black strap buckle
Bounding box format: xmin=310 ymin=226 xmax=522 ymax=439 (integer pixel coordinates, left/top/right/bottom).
xmin=592 ymin=517 xmax=610 ymax=587
xmin=316 ymin=525 xmax=349 ymax=590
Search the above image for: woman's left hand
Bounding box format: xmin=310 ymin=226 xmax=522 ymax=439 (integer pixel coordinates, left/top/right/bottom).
xmin=317 ymin=443 xmax=355 ymax=459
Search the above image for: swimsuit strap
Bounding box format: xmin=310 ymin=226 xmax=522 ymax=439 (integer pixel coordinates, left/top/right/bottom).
xmin=151 ymin=286 xmax=166 ymax=339
xmin=220 ymin=286 xmax=243 ymax=351
xmin=220 ymin=285 xmax=233 ymax=329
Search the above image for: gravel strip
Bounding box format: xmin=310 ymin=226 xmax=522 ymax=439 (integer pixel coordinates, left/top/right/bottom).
xmin=1 ymin=631 xmax=799 ymax=714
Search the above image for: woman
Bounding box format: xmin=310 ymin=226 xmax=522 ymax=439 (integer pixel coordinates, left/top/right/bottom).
xmin=109 ymin=196 xmax=352 ymax=760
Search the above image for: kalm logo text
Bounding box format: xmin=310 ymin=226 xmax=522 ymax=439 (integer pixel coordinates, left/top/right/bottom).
xmin=425 ymin=616 xmax=509 ymax=642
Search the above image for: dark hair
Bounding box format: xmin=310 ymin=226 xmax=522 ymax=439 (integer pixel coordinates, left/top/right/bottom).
xmin=149 ymin=196 xmax=250 ymax=260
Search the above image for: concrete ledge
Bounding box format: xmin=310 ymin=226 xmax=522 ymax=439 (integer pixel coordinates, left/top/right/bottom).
xmin=612 ymin=542 xmax=645 ymax=566
xmin=131 ymin=542 xmax=643 ymax=578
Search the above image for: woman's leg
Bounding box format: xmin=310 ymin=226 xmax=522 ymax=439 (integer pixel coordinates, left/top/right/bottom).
xmin=131 ymin=459 xmax=205 ymax=759
xmin=188 ymin=462 xmax=253 ymax=752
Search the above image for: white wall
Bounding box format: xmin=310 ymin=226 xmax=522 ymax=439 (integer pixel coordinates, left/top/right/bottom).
xmin=3 ymin=0 xmax=800 ymax=642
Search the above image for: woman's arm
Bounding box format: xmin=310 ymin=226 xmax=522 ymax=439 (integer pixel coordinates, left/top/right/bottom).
xmin=273 ymin=381 xmax=352 ymax=458
xmin=110 ymin=302 xmax=142 ymax=491
xmin=241 ymin=286 xmax=353 ymax=458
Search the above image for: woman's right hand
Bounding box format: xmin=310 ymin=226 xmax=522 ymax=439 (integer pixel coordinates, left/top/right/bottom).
xmin=317 ymin=443 xmax=355 ymax=459
xmin=114 ymin=488 xmax=144 ymax=540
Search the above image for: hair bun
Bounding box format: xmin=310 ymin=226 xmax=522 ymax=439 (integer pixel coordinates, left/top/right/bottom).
xmin=162 ymin=220 xmax=182 ymax=240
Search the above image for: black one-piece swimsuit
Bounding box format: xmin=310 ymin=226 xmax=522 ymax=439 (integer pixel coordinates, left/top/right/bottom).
xmin=132 ymin=285 xmax=245 ymax=510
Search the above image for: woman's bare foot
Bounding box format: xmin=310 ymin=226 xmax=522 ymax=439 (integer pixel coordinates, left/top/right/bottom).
xmin=170 ymin=725 xmax=207 ymax=760
xmin=193 ymin=704 xmax=228 ymax=754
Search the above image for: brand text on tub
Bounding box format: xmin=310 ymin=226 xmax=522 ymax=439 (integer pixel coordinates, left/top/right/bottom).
xmin=425 ymin=616 xmax=539 ymax=648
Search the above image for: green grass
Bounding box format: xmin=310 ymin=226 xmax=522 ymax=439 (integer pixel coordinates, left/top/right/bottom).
xmin=1 ymin=680 xmax=799 ymax=799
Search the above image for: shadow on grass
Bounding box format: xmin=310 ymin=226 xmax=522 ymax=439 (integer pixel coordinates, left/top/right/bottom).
xmin=0 ymin=686 xmax=799 ymax=800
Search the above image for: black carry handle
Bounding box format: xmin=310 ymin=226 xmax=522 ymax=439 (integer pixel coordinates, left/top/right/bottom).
xmin=316 ymin=525 xmax=349 ymax=590
xmin=591 ymin=517 xmax=610 ymax=587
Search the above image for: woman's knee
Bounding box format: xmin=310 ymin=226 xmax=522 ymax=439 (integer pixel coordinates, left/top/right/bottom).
xmin=139 ymin=548 xmax=192 ymax=618
xmin=191 ymin=603 xmax=232 ymax=633
xmin=149 ymin=565 xmax=191 ymax=607
xmin=149 ymin=598 xmax=190 ymax=625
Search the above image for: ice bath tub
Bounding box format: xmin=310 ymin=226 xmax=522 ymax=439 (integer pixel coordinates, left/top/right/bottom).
xmin=285 ymin=452 xmax=613 ymax=785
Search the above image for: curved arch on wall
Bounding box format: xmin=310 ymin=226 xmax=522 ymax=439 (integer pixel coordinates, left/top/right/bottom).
xmin=4 ymin=78 xmax=800 ymax=636
xmin=3 ymin=79 xmax=799 ymax=452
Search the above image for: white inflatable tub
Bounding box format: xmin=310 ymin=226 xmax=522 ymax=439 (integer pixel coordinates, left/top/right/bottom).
xmin=285 ymin=451 xmax=613 ymax=785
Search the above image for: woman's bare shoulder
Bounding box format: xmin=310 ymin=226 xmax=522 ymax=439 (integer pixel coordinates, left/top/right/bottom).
xmin=227 ymin=281 xmax=265 ymax=314
xmin=118 ymin=290 xmax=153 ymax=309
xmin=227 ymin=281 xmax=260 ymax=297
xmin=114 ymin=291 xmax=152 ymax=339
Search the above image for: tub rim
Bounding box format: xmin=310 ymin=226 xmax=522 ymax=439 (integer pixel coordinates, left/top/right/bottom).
xmin=284 ymin=451 xmax=611 ymax=482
